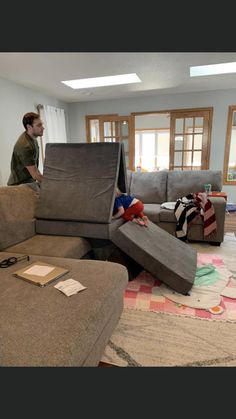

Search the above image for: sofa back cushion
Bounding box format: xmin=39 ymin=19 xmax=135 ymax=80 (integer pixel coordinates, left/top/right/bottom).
xmin=36 ymin=142 xmax=127 ymax=223
xmin=130 ymin=171 xmax=167 ymax=204
xmin=167 ymin=170 xmax=222 ymax=202
xmin=0 ymin=186 xmax=37 ymax=250
xmin=126 ymin=169 xmax=132 ymax=194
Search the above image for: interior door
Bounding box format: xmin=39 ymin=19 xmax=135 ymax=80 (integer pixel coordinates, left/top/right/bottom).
xmin=99 ymin=115 xmax=135 ymax=170
xmin=169 ymin=109 xmax=212 ymax=170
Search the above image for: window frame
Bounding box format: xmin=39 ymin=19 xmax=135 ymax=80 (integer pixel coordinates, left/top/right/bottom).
xmin=223 ymin=105 xmax=236 ymax=185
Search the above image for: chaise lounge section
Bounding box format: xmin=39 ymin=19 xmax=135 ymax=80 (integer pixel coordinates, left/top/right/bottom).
xmin=0 ymin=251 xmax=128 ymax=366
xmin=0 ymin=185 xmax=128 ymax=366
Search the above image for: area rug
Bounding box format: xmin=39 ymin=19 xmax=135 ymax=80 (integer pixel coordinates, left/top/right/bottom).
xmin=101 ymin=234 xmax=236 ymax=366
xmin=124 ymin=251 xmax=236 ymax=322
xmin=101 ymin=308 xmax=236 ymax=366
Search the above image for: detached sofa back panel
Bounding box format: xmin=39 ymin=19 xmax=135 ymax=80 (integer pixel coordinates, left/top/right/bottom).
xmin=36 ymin=142 xmax=127 ymax=223
xmin=167 ymin=170 xmax=222 ymax=202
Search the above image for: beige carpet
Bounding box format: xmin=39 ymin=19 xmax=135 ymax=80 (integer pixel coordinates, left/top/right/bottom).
xmin=101 ymin=233 xmax=236 ymax=367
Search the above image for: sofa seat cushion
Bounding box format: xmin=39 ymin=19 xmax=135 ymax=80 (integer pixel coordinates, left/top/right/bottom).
xmin=130 ymin=171 xmax=167 ymax=204
xmin=143 ymin=204 xmax=161 ymax=223
xmin=0 ymin=252 xmax=128 ymax=366
xmin=5 ymin=234 xmax=92 ymax=259
xmin=159 ymin=209 xmax=203 ymax=225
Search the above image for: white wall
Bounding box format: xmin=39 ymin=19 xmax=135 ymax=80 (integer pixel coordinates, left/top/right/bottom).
xmin=0 ymin=77 xmax=69 ymax=185
xmin=135 ymin=113 xmax=170 ymax=129
xmin=68 ymin=89 xmax=236 ymax=202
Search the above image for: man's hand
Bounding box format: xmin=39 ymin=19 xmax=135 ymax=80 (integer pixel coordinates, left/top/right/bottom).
xmin=25 ymin=165 xmax=43 ymax=183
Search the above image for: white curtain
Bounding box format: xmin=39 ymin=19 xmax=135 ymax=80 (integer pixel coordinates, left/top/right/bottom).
xmin=39 ymin=105 xmax=67 ymax=172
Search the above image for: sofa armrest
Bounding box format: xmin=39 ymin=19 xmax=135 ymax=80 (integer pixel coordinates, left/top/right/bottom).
xmin=208 ymin=197 xmax=226 ymax=242
xmin=208 ymin=196 xmax=226 ymax=209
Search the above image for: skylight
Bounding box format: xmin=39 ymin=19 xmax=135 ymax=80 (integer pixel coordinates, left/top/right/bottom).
xmin=61 ymin=73 xmax=141 ymax=89
xmin=190 ymin=62 xmax=236 ymax=77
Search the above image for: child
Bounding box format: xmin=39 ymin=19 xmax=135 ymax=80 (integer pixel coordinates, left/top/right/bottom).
xmin=112 ymin=188 xmax=148 ymax=226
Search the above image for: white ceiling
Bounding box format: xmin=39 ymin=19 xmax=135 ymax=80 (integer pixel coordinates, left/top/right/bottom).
xmin=1 ymin=52 xmax=236 ymax=103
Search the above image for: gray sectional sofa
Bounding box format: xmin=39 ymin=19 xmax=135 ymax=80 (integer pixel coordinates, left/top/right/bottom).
xmin=0 ymin=185 xmax=128 ymax=366
xmin=126 ymin=169 xmax=226 ymax=245
xmin=0 ymin=185 xmax=92 ymax=258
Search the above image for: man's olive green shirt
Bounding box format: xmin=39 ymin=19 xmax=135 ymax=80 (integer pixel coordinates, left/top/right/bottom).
xmin=8 ymin=131 xmax=39 ymax=185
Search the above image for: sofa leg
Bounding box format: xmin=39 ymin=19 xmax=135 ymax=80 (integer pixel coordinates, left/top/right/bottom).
xmin=209 ymin=242 xmax=221 ymax=246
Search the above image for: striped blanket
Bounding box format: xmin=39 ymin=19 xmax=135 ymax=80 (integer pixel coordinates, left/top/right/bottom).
xmin=174 ymin=192 xmax=217 ymax=241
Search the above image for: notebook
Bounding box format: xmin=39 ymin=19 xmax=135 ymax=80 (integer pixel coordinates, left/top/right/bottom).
xmin=13 ymin=261 xmax=69 ymax=287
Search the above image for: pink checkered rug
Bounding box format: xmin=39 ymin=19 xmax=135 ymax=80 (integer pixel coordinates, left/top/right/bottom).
xmin=124 ymin=253 xmax=236 ymax=322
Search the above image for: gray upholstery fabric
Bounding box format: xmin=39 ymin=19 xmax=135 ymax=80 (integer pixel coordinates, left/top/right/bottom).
xmin=36 ymin=142 xmax=127 ymax=223
xmin=143 ymin=204 xmax=161 ymax=223
xmin=0 ymin=252 xmax=128 ymax=366
xmin=0 ymin=186 xmax=38 ymax=250
xmin=5 ymin=235 xmax=92 ymax=259
xmin=167 ymin=170 xmax=222 ymax=202
xmin=82 ymin=299 xmax=124 ymax=366
xmin=111 ymin=221 xmax=197 ymax=294
xmin=159 ymin=197 xmax=226 ymax=243
xmin=130 ymin=171 xmax=167 ymax=203
xmin=126 ymin=169 xmax=132 ymax=193
xmin=36 ymin=218 xmax=124 ymax=240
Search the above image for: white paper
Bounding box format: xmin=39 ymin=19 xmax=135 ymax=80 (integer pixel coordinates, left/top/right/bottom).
xmin=54 ymin=278 xmax=87 ymax=297
xmin=23 ymin=265 xmax=55 ymax=277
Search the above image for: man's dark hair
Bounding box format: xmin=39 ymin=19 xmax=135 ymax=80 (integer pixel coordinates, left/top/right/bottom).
xmin=22 ymin=112 xmax=40 ymax=130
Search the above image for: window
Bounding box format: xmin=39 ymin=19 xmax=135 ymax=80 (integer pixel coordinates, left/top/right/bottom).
xmin=135 ymin=129 xmax=170 ymax=171
xmin=223 ymin=105 xmax=236 ymax=184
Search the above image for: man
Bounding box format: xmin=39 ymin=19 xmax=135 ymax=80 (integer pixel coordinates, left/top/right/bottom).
xmin=7 ymin=112 xmax=44 ymax=188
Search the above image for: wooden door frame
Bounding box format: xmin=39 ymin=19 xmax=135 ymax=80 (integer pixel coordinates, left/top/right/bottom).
xmin=85 ymin=114 xmax=118 ymax=142
xmin=223 ymin=105 xmax=236 ymax=185
xmin=169 ymin=108 xmax=213 ymax=170
xmin=85 ymin=114 xmax=135 ymax=170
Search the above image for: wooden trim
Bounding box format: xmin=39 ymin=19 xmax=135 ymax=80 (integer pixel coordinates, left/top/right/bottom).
xmin=135 ymin=127 xmax=170 ymax=131
xmin=85 ymin=116 xmax=91 ymax=142
xmin=223 ymin=105 xmax=236 ymax=185
xmin=99 ymin=115 xmax=130 ymax=122
xmin=169 ymin=114 xmax=175 ymax=169
xmin=132 ymin=107 xmax=213 ymax=116
xmin=86 ymin=113 xmax=118 ymax=119
xmin=85 ymin=114 xmax=118 ymax=142
xmin=202 ymin=111 xmax=210 ymax=169
xmin=129 ymin=115 xmax=135 ymax=171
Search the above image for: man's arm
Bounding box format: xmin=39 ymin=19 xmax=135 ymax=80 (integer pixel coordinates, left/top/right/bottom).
xmin=25 ymin=165 xmax=43 ymax=183
xmin=112 ymin=206 xmax=124 ymax=219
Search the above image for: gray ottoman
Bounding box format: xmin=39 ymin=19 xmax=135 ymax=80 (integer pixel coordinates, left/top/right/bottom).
xmin=0 ymin=252 xmax=128 ymax=366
